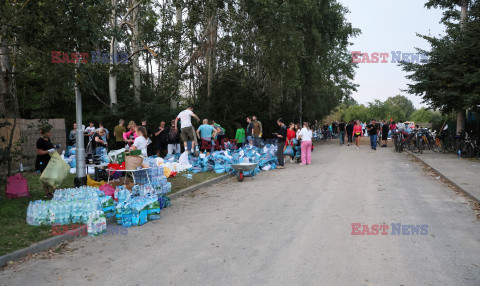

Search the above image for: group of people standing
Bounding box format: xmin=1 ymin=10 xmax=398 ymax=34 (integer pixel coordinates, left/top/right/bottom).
xmin=275 ymin=120 xmax=314 ymax=168
xmin=334 ymin=119 xmax=400 ymax=150
xmin=66 ymin=118 xmax=183 ymax=160
xmin=37 ymin=105 xmax=320 ymax=180
xmin=113 ymin=119 xmax=182 ymax=157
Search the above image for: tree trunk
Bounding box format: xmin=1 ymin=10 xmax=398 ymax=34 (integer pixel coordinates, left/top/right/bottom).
xmin=131 ymin=0 xmax=141 ymax=103
xmin=0 ymin=35 xmax=19 ymax=178
xmin=207 ymin=13 xmax=218 ymax=100
xmin=109 ymin=0 xmax=118 ymax=107
xmin=456 ymin=0 xmax=468 ymax=134
xmin=146 ymin=51 xmax=150 ymax=86
xmin=0 ymin=35 xmax=10 ymax=118
xmin=170 ymin=3 xmax=182 ymax=109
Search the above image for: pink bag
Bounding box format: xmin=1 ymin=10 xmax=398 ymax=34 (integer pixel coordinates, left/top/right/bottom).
xmin=100 ymin=183 xmax=115 ymax=197
xmin=6 ymin=173 xmax=30 ymax=198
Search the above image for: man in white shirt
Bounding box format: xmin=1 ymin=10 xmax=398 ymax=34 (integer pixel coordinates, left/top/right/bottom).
xmin=84 ymin=122 xmax=96 ymax=151
xmin=175 ymin=106 xmax=200 ymax=153
xmin=85 ymin=122 xmax=96 ymax=139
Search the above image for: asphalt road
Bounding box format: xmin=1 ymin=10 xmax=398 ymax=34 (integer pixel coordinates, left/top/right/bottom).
xmin=2 ymin=142 xmax=480 ymax=286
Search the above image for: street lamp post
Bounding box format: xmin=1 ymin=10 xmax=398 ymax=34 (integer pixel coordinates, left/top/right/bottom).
xmin=74 ymin=60 xmax=87 ymax=186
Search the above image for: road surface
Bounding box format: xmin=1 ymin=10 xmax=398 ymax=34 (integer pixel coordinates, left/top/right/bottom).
xmin=2 ymin=142 xmax=480 ymax=285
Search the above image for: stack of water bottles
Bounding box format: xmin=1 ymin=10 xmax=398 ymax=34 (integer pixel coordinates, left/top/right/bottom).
xmin=115 ymin=194 xmax=160 ymax=227
xmin=134 ymin=158 xmax=165 ymax=185
xmin=26 ymin=186 xmax=108 ymax=227
xmin=99 ymin=195 xmax=115 ymax=218
xmin=87 ymin=210 xmax=107 ymax=236
xmin=114 ymin=181 xmax=170 ymax=227
xmin=114 ymin=186 xmax=131 ymax=203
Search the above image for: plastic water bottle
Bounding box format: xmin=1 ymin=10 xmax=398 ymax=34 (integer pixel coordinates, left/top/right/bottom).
xmin=26 ymin=202 xmax=33 ymax=225
xmin=98 ymin=211 xmax=107 ymax=234
xmin=458 ymin=150 xmax=461 ymax=158
xmin=19 ymin=163 xmax=24 ymax=172
xmin=87 ymin=214 xmax=94 ymax=236
xmin=122 ymin=207 xmax=132 ymax=228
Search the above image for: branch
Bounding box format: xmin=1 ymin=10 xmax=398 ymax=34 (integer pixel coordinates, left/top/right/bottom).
xmin=178 ymin=12 xmax=217 ymax=75
xmin=91 ymin=90 xmax=110 ymax=107
xmin=119 ymin=1 xmax=141 ymax=28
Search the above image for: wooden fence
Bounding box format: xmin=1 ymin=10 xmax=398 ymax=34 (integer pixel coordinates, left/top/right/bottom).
xmin=0 ymin=118 xmax=66 ymax=172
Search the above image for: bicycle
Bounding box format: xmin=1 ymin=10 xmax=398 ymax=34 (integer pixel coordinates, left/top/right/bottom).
xmin=417 ymin=128 xmax=435 ymax=154
xmin=457 ymin=130 xmax=478 ymax=158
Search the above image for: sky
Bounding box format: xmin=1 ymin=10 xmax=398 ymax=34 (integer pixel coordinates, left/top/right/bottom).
xmin=338 ymin=0 xmax=447 ymax=108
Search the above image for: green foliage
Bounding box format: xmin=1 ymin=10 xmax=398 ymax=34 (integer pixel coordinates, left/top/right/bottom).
xmin=343 ymin=104 xmax=370 ymax=123
xmin=410 ymin=108 xmax=435 ymax=123
xmin=410 ymin=108 xmax=455 ymax=130
xmin=384 ymin=95 xmax=416 ymax=119
xmin=3 ymin=0 xmax=360 ymax=140
xmin=340 ymin=95 xmax=415 ymax=123
xmin=401 ymin=1 xmax=480 ymax=113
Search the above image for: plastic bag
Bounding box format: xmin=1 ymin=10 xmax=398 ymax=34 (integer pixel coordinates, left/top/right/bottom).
xmin=164 ymin=167 xmax=172 ymax=178
xmin=283 ymin=145 xmax=294 ymax=156
xmin=100 ymin=183 xmax=115 ymax=197
xmin=40 ymin=151 xmax=70 ymax=189
xmin=178 ymin=151 xmax=192 ymax=169
xmin=6 ymin=173 xmax=30 ymax=198
xmin=214 ymin=164 xmax=225 ymax=174
xmin=87 ymin=175 xmax=105 ymax=187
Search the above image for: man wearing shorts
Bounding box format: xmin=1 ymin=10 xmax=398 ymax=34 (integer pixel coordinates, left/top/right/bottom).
xmin=175 ymin=106 xmax=200 ymax=153
xmin=196 ymin=119 xmax=217 ymax=155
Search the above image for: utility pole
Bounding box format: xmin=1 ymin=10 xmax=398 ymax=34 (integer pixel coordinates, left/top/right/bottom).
xmin=74 ymin=55 xmax=86 ymax=186
xmin=456 ymin=0 xmax=469 ymax=134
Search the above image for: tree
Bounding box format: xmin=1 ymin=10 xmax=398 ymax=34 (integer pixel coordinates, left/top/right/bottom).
xmin=2 ymin=0 xmax=361 ymax=148
xmin=384 ymin=95 xmax=415 ymax=119
xmin=403 ymin=0 xmax=480 ymax=133
xmin=410 ymin=108 xmax=435 ymax=123
xmin=343 ymin=104 xmax=370 ymax=123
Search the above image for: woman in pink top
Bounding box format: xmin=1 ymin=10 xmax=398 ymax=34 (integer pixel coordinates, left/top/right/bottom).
xmin=353 ymin=120 xmax=363 ymax=149
xmin=123 ymin=121 xmax=138 ymax=146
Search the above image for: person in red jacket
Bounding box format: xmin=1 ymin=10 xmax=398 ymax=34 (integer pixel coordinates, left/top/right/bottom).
xmin=353 ymin=120 xmax=363 ymax=150
xmin=284 ymin=123 xmax=296 ymax=163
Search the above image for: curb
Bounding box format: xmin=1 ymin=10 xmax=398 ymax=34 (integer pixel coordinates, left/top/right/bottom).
xmin=406 ymin=150 xmax=480 ymax=204
xmin=0 ymin=174 xmax=231 ymax=268
xmin=0 ymin=228 xmax=83 ymax=268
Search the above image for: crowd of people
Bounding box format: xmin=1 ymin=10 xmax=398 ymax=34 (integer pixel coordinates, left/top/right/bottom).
xmin=315 ymin=119 xmax=412 ymax=150
xmin=37 ymin=108 xmax=418 ymax=176
xmin=38 ymin=107 xmax=367 ymax=181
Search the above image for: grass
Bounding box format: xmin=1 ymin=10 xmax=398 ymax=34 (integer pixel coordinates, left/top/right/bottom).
xmin=0 ymin=170 xmax=223 ymax=256
xmin=168 ymin=172 xmax=224 ymax=194
xmin=0 ymin=172 xmax=76 ymax=256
